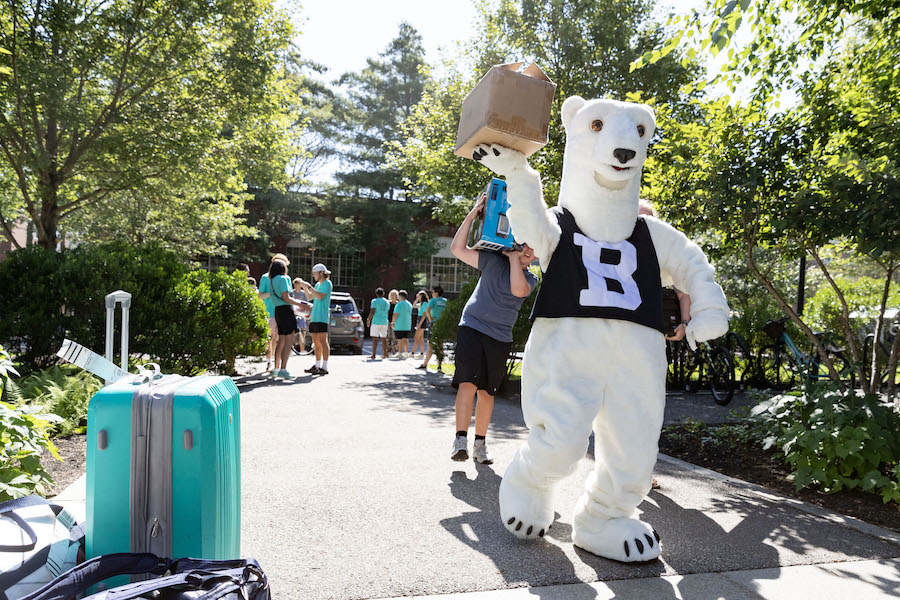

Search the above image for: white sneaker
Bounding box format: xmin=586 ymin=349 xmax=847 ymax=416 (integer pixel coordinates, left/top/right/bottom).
xmin=473 ymin=439 xmax=493 ymax=464
xmin=451 ymin=435 xmax=468 ymax=461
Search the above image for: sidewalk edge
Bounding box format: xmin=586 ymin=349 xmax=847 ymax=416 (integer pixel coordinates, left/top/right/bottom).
xmin=657 ymin=453 xmax=900 ymax=546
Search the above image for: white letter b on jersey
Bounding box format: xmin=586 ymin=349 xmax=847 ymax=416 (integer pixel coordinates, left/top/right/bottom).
xmin=574 ymin=233 xmax=642 ymax=311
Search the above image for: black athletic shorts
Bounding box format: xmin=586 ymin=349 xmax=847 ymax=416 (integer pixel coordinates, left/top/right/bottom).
xmin=308 ymin=321 xmax=328 ymax=334
xmin=451 ymin=326 xmax=512 ymax=396
xmin=274 ymin=305 xmax=298 ymax=336
xmin=395 ymin=329 xmax=411 ymax=339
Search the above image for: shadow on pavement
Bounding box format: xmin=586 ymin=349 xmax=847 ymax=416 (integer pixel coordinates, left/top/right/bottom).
xmin=441 ymin=464 xmax=597 ymax=598
xmin=344 ymin=372 xmax=529 ymax=441
xmin=232 ymin=372 xmax=315 ymax=392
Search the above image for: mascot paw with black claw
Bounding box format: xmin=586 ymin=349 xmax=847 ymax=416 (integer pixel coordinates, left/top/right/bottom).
xmin=473 ymin=143 xmax=527 ymax=177
xmin=572 ymin=516 xmax=662 ymax=563
xmin=499 ymin=459 xmax=555 ymax=540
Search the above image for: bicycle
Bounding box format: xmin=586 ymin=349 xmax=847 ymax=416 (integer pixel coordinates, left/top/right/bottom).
xmin=668 ymin=338 xmax=736 ymax=405
xmin=757 ymin=317 xmax=854 ymax=390
xmin=725 ymin=330 xmax=757 ymax=390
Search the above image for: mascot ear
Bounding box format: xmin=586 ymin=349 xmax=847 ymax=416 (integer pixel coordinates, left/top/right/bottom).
xmin=640 ymin=104 xmax=657 ymax=131
xmin=561 ymin=96 xmax=586 ymax=132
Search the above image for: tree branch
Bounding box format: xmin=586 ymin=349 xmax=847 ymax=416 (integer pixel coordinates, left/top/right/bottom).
xmin=746 ymin=234 xmax=844 ymax=390
xmin=808 ymin=245 xmax=865 ymax=391
xmin=0 ymin=208 xmax=23 ymax=249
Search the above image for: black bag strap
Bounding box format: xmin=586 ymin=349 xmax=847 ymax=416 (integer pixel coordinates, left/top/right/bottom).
xmin=0 ymin=495 xmax=66 ymax=553
xmin=0 ymin=511 xmax=39 ymax=552
xmin=17 ymin=553 xmax=167 ymax=600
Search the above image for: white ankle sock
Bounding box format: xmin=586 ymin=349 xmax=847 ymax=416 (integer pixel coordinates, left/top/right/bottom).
xmin=322 ymin=360 xmax=328 ymax=370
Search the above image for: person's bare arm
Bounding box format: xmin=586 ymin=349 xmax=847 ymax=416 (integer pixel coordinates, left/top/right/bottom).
xmin=301 ymin=279 xmax=326 ymax=300
xmin=450 ymin=194 xmax=485 ymax=269
xmin=279 ymin=290 xmax=304 ymax=307
xmin=504 ymin=249 xmax=532 ymax=298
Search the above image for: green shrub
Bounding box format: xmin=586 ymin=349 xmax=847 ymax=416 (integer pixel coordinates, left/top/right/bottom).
xmin=155 ymin=269 xmax=268 ymax=375
xmin=751 ymin=382 xmax=900 ymax=506
xmin=0 ymin=247 xmax=67 ymax=369
xmin=0 ymin=244 xmax=268 ymax=374
xmin=0 ymin=401 xmax=62 ymax=501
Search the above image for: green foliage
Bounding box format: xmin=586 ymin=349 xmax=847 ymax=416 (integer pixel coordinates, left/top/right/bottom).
xmin=0 ymin=401 xmax=62 ymax=501
xmin=29 ymin=371 xmax=103 ymax=438
xmin=0 ymin=244 xmax=268 ymax=373
xmin=155 ymin=269 xmax=269 ymax=375
xmin=751 ymin=383 xmax=900 ymax=506
xmin=0 ymin=345 xmax=20 ymax=403
xmin=806 ymin=275 xmax=900 ymax=346
xmin=391 ymin=0 xmax=702 ymax=221
xmin=337 ymin=22 xmax=430 ymax=199
xmin=0 ymin=246 xmax=68 ymax=369
xmin=0 ymin=0 xmax=295 ymax=250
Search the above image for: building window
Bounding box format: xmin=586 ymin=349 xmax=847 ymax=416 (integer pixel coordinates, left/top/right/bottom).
xmin=284 ymin=248 xmax=365 ymax=289
xmin=195 ymin=255 xmax=242 ymax=273
xmin=409 ymin=256 xmax=479 ymax=294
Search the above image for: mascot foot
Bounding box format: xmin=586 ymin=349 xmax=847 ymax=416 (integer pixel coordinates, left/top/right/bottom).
xmin=499 ymin=461 xmax=555 ymax=539
xmin=573 ymin=516 xmax=661 ymax=563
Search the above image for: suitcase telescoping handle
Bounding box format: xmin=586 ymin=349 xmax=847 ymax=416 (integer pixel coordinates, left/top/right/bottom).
xmin=105 ymin=291 xmax=132 ymax=382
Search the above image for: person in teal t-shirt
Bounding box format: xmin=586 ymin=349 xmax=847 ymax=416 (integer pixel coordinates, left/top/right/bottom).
xmin=296 ymin=263 xmax=333 ymax=375
xmin=392 ymin=290 xmax=414 ymax=357
xmin=416 ymin=285 xmax=447 ymax=370
xmin=366 ymin=287 xmax=391 ymax=359
xmin=257 ymin=252 xmax=291 ymax=372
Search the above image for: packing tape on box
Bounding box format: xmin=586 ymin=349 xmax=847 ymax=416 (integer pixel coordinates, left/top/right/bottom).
xmin=57 ymin=339 xmax=129 ymax=384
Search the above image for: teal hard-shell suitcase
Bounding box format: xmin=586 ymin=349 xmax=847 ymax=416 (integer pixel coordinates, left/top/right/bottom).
xmin=86 ymin=371 xmax=241 ymax=564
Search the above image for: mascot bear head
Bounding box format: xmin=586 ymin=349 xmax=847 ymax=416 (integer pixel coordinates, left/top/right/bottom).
xmin=558 ymin=97 xmax=656 ymax=244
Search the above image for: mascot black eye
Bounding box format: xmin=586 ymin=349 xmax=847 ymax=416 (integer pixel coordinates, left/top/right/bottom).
xmin=591 ymin=120 xmax=603 ymax=132
xmin=637 ymin=125 xmax=646 ymax=137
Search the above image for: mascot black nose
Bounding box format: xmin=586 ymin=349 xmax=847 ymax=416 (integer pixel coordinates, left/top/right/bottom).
xmin=613 ymin=148 xmax=636 ymax=164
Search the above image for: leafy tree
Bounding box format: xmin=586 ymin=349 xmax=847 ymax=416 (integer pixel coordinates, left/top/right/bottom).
xmin=391 ymin=0 xmax=702 ymax=218
xmin=336 ymin=22 xmax=430 ymax=199
xmin=0 ymin=0 xmax=295 ymax=250
xmin=636 ymin=3 xmax=900 ymax=394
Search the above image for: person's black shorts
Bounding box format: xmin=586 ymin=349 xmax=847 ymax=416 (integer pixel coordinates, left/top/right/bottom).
xmin=274 ymin=305 xmax=298 ymax=336
xmin=308 ymin=321 xmax=329 ymax=334
xmin=395 ymin=329 xmax=411 ymax=339
xmin=451 ymin=326 xmax=512 ymax=396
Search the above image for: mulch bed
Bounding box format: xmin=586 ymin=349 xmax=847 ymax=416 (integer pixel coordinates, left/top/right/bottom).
xmin=659 ymin=424 xmax=900 ymax=533
xmin=42 ymin=434 xmax=86 ymax=497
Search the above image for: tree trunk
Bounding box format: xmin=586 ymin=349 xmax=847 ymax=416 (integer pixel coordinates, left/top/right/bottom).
xmin=871 ymin=265 xmax=895 ymax=392
xmin=747 ymin=243 xmax=845 ymax=391
xmin=36 ymin=183 xmax=60 ymax=249
xmin=887 ymin=322 xmax=899 ymax=405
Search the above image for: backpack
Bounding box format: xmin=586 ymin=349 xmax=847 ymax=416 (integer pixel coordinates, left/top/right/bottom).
xmin=0 ymin=495 xmax=84 ymax=600
xmin=17 ymin=553 xmax=269 ymax=600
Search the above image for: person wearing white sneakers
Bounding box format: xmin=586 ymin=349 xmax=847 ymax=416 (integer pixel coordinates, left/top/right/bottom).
xmin=392 ymin=290 xmax=413 ymax=357
xmin=448 ymin=193 xmax=538 ymax=464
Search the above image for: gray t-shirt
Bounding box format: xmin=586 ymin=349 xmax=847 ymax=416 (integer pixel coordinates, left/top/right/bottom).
xmin=459 ymin=252 xmax=538 ymax=343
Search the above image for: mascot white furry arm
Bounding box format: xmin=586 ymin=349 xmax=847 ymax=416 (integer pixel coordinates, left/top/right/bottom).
xmin=473 ymin=95 xmax=729 ymax=563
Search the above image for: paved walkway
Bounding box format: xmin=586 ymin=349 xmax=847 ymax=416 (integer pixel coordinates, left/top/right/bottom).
xmin=235 ymin=348 xmax=900 ymax=600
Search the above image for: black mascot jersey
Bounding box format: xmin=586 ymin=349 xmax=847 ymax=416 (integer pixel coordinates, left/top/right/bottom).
xmin=531 ymin=207 xmax=665 ymax=333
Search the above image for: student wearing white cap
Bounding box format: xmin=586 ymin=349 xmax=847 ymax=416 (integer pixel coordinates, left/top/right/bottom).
xmin=296 ymin=263 xmax=333 ymax=375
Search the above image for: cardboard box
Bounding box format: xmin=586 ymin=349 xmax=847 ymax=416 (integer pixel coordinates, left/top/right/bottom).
xmin=467 ymin=178 xmax=516 ymax=253
xmin=455 ymin=62 xmax=556 ymax=159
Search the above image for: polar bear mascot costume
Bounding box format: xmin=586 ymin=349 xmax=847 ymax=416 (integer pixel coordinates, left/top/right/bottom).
xmin=473 ymin=96 xmax=730 ymax=563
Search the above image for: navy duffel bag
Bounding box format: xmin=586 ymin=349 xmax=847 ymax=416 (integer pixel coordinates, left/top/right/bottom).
xmin=17 ymin=553 xmax=270 ymax=600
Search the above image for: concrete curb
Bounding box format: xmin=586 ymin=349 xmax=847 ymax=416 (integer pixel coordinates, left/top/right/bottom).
xmin=657 ymin=453 xmax=900 ymax=546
